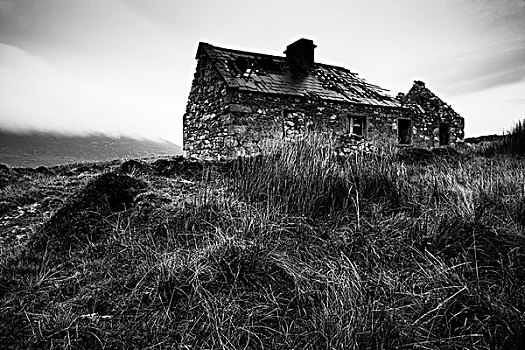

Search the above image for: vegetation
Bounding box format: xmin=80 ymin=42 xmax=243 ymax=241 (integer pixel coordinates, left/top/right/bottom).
xmin=1 ymin=132 xmax=525 ymax=349
xmin=477 ymin=119 xmax=525 ymax=156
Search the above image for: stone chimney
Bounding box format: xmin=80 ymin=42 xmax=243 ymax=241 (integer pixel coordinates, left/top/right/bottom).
xmin=284 ymin=38 xmax=316 ymax=70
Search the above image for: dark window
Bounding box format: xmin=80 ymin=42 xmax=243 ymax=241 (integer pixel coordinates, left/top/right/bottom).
xmin=439 ymin=122 xmax=450 ymax=146
xmin=344 ymin=115 xmax=367 ymax=137
xmin=398 ymin=118 xmax=412 ymax=145
xmin=257 ymin=57 xmax=282 ymax=73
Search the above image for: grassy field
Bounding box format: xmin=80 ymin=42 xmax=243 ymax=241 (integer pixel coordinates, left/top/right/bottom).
xmin=1 ymin=130 xmax=525 ymax=349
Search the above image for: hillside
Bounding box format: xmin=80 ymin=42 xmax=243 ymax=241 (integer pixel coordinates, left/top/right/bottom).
xmin=0 ymin=130 xmax=182 ymax=168
xmin=1 ymin=137 xmax=525 ymax=349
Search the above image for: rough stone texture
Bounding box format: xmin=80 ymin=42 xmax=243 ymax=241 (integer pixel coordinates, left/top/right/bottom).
xmin=183 ymin=54 xmax=229 ymax=159
xmin=400 ymin=81 xmax=465 ymax=147
xmin=183 ymin=41 xmax=465 ymax=159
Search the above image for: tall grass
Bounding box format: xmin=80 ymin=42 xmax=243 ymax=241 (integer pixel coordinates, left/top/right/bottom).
xmin=231 ymin=134 xmax=352 ymax=218
xmin=480 ymin=119 xmax=525 ymax=155
xmin=1 ymin=132 xmax=525 ymax=349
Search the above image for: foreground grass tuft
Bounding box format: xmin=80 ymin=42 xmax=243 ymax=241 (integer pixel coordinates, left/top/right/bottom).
xmin=1 ymin=134 xmax=525 ymax=349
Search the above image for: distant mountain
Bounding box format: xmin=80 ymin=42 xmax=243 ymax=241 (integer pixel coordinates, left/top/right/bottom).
xmin=0 ymin=130 xmax=182 ymax=168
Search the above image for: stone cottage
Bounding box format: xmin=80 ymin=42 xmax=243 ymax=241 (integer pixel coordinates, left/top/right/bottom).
xmin=398 ymin=81 xmax=464 ymax=146
xmin=183 ymin=38 xmax=464 ymax=158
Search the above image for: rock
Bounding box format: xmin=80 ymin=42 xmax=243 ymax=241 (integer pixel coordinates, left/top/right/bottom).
xmin=229 ymin=104 xmax=252 ymax=113
xmin=224 ymin=137 xmax=239 ymax=148
xmin=230 ymin=125 xmax=247 ymax=134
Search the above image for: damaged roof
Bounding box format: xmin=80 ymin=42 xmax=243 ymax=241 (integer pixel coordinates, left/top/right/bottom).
xmin=402 ymin=81 xmax=462 ymax=118
xmin=197 ymin=42 xmax=401 ymax=108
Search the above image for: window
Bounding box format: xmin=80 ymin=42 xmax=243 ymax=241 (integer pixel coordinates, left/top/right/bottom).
xmin=344 ymin=115 xmax=367 ymax=137
xmin=398 ymin=118 xmax=412 ymax=145
xmin=439 ymin=122 xmax=450 ymax=146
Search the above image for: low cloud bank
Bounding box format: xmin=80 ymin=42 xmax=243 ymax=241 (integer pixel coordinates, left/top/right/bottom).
xmin=0 ymin=43 xmax=180 ymax=143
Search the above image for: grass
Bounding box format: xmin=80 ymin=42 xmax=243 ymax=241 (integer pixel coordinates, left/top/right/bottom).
xmin=477 ymin=119 xmax=525 ymax=156
xmin=1 ymin=133 xmax=525 ymax=349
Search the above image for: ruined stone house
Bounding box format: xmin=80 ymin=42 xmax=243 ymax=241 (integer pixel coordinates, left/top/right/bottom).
xmin=183 ymin=38 xmax=464 ymax=158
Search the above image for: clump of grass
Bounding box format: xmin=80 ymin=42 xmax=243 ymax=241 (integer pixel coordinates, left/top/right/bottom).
xmin=232 ymin=134 xmax=352 ymax=218
xmin=480 ymin=119 xmax=525 ymax=155
xmin=2 ymin=136 xmax=525 ymax=349
xmin=33 ymin=172 xmax=147 ymax=253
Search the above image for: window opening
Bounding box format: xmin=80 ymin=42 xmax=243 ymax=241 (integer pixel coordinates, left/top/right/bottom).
xmin=344 ymin=115 xmax=367 ymax=137
xmin=398 ymin=118 xmax=412 ymax=145
xmin=439 ymin=122 xmax=450 ymax=146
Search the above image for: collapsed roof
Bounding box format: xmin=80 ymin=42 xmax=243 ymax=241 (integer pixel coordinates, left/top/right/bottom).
xmin=197 ymin=41 xmax=401 ymax=108
xmin=401 ymin=80 xmax=462 ymax=118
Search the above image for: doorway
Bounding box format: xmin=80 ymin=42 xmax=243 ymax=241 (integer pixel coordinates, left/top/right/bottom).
xmin=439 ymin=123 xmax=450 ymax=146
xmin=398 ymin=118 xmax=412 ymax=145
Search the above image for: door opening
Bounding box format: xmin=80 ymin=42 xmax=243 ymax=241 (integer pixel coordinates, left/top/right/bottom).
xmin=439 ymin=123 xmax=450 ymax=146
xmin=398 ymin=118 xmax=412 ymax=145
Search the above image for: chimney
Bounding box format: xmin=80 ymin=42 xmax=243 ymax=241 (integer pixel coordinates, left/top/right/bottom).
xmin=284 ymin=38 xmax=316 ymax=71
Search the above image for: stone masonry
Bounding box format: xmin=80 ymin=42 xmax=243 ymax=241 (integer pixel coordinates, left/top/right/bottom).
xmin=183 ymin=39 xmax=465 ymax=159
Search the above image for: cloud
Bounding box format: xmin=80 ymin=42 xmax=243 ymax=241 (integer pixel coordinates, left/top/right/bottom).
xmin=397 ymin=0 xmax=525 ymax=96
xmin=0 ymin=43 xmax=179 ymax=142
xmin=0 ymin=0 xmax=185 ymax=144
xmin=451 ymin=79 xmax=525 ymax=137
xmin=430 ymin=44 xmax=525 ymax=95
xmin=0 ymin=0 xmax=14 ymax=17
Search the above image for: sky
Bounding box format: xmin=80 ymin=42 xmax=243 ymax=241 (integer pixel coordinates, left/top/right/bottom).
xmin=0 ymin=0 xmax=524 ymax=145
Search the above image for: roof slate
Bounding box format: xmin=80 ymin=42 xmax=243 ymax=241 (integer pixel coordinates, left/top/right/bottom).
xmin=198 ymin=42 xmax=401 ymax=108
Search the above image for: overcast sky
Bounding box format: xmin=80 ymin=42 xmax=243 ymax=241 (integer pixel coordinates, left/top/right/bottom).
xmin=0 ymin=0 xmax=524 ymax=144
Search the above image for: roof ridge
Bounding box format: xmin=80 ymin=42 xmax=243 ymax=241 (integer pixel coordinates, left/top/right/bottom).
xmin=197 ymin=41 xmax=400 ymax=108
xmin=199 ymin=42 xmax=286 ymax=61
xmin=201 ymin=42 xmax=356 ymax=73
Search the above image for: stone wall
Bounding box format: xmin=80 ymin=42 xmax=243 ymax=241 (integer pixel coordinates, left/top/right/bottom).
xmin=400 ymin=81 xmax=464 ymax=147
xmin=183 ymin=57 xmax=465 ymax=159
xmin=226 ymin=92 xmax=405 ymax=156
xmin=183 ymin=54 xmax=229 ymax=159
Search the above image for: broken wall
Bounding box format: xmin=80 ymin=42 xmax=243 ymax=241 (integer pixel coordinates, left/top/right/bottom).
xmin=183 ymin=57 xmax=464 ymax=159
xmin=183 ymin=54 xmax=230 ymax=158
xmin=401 ymin=81 xmax=465 ymax=147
